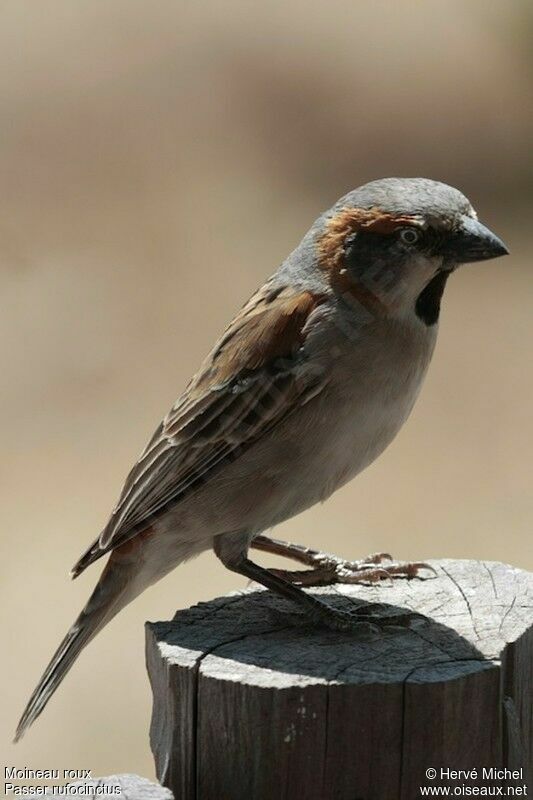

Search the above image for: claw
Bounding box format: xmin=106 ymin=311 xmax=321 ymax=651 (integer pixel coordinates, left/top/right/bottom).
xmin=336 ymin=565 xmax=394 ymax=584
xmin=384 ymin=561 xmax=438 ymax=579
xmin=355 ymin=552 xmax=393 ymax=565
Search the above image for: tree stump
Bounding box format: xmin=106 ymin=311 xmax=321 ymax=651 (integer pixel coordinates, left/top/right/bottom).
xmin=146 ymin=559 xmax=532 ymax=800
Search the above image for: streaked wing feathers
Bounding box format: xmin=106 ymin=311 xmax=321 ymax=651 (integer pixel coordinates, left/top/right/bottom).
xmin=71 ymin=285 xmax=327 ymax=576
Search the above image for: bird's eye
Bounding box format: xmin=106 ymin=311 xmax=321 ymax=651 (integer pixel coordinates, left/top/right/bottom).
xmin=399 ymin=228 xmax=420 ymax=245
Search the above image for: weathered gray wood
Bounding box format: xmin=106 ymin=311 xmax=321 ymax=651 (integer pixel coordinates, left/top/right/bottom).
xmin=146 ymin=559 xmax=533 ymax=800
xmin=44 ymin=774 xmax=173 ymax=798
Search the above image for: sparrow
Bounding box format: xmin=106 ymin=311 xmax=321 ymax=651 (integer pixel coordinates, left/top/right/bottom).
xmin=15 ymin=177 xmax=508 ymax=740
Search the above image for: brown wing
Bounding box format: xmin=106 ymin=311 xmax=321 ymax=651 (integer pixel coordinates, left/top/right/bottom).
xmin=71 ymin=284 xmax=328 ymax=577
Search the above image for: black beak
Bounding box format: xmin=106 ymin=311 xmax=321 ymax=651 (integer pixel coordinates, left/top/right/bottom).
xmin=445 ymin=216 xmax=509 ymax=264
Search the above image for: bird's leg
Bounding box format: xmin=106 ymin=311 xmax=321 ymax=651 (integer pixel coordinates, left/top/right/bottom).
xmin=251 ymin=534 xmax=435 ymax=586
xmin=214 ymin=534 xmax=412 ymax=632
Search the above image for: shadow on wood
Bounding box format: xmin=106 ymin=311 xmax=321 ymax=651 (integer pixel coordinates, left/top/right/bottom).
xmin=146 ymin=559 xmax=532 ymax=800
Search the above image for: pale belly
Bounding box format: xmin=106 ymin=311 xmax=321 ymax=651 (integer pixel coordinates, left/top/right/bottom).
xmin=253 ymin=366 xmax=427 ymax=526
xmin=158 ymin=321 xmax=436 ymax=543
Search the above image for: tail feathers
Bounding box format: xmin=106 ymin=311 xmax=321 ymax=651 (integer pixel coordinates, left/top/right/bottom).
xmin=14 ymin=618 xmax=94 ymax=742
xmin=14 ymin=561 xmax=129 ymax=742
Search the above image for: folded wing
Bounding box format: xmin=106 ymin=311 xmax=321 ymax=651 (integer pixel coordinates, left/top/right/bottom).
xmin=71 ymin=284 xmax=328 ymax=576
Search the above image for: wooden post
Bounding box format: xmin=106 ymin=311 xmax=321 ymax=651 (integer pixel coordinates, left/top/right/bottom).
xmin=146 ymin=559 xmax=532 ymax=800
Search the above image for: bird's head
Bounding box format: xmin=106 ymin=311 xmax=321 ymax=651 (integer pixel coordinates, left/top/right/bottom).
xmin=311 ymin=177 xmax=508 ymax=325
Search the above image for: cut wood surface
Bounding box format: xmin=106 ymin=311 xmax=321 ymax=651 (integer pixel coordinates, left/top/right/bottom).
xmin=44 ymin=774 xmax=173 ymax=798
xmin=146 ymin=559 xmax=533 ymax=800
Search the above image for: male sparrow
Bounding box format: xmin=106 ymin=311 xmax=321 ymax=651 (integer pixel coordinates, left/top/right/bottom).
xmin=15 ymin=177 xmax=508 ymax=740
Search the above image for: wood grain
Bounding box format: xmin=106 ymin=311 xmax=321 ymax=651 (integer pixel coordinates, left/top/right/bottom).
xmin=146 ymin=559 xmax=533 ymax=800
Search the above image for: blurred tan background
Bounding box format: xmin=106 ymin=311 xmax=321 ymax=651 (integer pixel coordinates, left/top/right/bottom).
xmin=1 ymin=0 xmax=531 ymax=785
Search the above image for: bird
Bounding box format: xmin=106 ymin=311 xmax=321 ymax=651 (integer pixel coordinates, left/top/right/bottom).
xmin=15 ymin=177 xmax=508 ymax=741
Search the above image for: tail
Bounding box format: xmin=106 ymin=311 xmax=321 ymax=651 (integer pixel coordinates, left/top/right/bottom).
xmin=14 ymin=556 xmax=133 ymax=742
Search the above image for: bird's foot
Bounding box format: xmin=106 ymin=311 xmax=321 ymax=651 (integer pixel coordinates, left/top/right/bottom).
xmin=269 ymin=556 xmax=436 ymax=586
xmin=251 ymin=536 xmax=435 ymax=587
